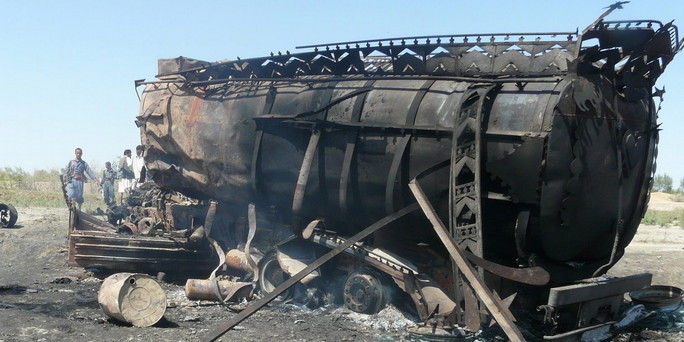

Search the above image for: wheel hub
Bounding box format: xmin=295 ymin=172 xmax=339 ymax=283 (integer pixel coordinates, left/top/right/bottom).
xmin=343 ymin=271 xmax=383 ymax=314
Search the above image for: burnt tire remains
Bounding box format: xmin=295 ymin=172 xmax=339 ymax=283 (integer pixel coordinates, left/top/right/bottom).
xmin=0 ymin=204 xmax=17 ymax=228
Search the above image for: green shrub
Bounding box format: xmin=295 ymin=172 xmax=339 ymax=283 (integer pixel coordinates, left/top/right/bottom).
xmin=0 ymin=189 xmax=105 ymax=211
xmin=0 ymin=167 xmax=115 ymax=212
xmin=641 ymin=209 xmax=684 ymax=228
xmin=32 ymin=169 xmax=63 ymax=182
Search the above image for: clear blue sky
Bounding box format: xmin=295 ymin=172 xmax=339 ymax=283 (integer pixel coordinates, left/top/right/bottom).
xmin=1 ymin=1 xmax=682 ymax=184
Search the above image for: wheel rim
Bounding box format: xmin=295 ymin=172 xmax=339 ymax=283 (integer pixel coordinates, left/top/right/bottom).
xmin=343 ymin=270 xmax=384 ymax=314
xmin=258 ymin=253 xmax=291 ymax=298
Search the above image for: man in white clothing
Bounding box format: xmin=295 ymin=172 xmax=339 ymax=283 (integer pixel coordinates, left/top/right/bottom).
xmin=118 ymin=149 xmax=134 ymax=205
xmin=131 ymin=145 xmax=146 ymax=190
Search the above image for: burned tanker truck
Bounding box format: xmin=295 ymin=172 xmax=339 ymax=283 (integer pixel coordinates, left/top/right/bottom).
xmin=66 ymin=5 xmax=682 ymax=341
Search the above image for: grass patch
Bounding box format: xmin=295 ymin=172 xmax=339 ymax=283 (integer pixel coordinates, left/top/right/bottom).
xmin=641 ymin=209 xmax=684 ymax=228
xmin=0 ymin=189 xmax=106 ymax=212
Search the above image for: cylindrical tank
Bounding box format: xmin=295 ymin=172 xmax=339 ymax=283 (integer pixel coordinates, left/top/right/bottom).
xmin=137 ymin=73 xmax=655 ymax=281
xmin=137 ymin=19 xmax=683 ymax=282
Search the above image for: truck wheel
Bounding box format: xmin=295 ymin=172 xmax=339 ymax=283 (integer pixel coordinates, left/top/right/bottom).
xmin=0 ymin=204 xmax=18 ymax=228
xmin=257 ymin=251 xmax=292 ymax=300
xmin=343 ymin=267 xmax=385 ymax=314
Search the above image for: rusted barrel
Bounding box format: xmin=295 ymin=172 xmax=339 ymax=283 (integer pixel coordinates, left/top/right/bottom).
xmin=185 ymin=278 xmax=253 ymax=301
xmin=225 ymin=249 xmax=253 ymax=273
xmin=98 ymin=273 xmax=167 ymax=327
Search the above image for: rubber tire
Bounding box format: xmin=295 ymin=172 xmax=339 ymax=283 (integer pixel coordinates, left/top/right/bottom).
xmin=0 ymin=204 xmax=18 ymax=228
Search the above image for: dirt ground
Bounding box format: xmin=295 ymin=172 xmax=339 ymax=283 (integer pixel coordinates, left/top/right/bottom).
xmin=0 ymin=197 xmax=682 ymax=342
xmin=608 ymin=193 xmax=684 ymax=288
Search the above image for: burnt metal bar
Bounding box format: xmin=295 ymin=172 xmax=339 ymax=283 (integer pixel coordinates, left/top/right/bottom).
xmin=244 ymin=204 xmax=259 ymax=281
xmin=250 ymin=87 xmax=277 ymax=193
xmin=580 ymin=2 xmax=632 ymax=36
xmin=409 ymin=179 xmax=525 ymax=342
xmin=339 ymin=132 xmax=357 ymax=216
xmin=543 ymin=321 xmax=616 ymax=341
xmin=291 ymin=129 xmax=321 ymax=234
xmin=139 ymin=75 xmax=564 ymax=87
xmin=385 ymin=135 xmax=411 ymax=214
xmin=384 ymin=79 xmax=434 ymax=214
xmin=202 ymin=202 xmax=420 ymax=342
xmin=296 ymin=31 xmax=578 ymax=50
xmin=318 ymin=81 xmax=339 ymax=120
xmin=405 ymin=80 xmax=435 ymax=127
xmin=310 ymin=231 xmax=413 ymax=279
xmin=463 ymin=249 xmax=549 ymax=286
xmin=250 ymin=130 xmax=264 ymax=193
xmin=350 ymin=80 xmax=375 ymax=122
xmin=463 ymin=282 xmax=481 ymax=332
xmin=257 ymin=117 xmax=455 ymax=134
xmin=185 ymin=76 xmax=563 ymax=86
xmin=547 ymin=273 xmax=652 ymax=306
xmin=339 ymin=80 xmax=373 ymax=216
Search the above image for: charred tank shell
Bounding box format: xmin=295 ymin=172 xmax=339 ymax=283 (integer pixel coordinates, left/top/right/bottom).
xmin=136 ymin=19 xmax=681 ymax=281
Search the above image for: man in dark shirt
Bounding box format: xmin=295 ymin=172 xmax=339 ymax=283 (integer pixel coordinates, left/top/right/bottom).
xmin=101 ymin=161 xmax=117 ymax=206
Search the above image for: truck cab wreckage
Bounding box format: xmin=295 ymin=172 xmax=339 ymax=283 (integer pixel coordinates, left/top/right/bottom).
xmin=66 ymin=4 xmax=682 ymax=341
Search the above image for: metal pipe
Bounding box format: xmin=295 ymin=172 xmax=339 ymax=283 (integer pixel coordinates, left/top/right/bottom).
xmin=296 ymin=31 xmax=578 ymax=50
xmin=225 ymin=249 xmax=253 ymax=273
xmin=138 ymin=75 xmax=564 ymax=87
xmin=185 ymin=279 xmax=253 ymax=301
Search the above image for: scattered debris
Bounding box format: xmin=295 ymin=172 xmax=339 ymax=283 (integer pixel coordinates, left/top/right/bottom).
xmin=51 ymin=277 xmax=74 ymax=284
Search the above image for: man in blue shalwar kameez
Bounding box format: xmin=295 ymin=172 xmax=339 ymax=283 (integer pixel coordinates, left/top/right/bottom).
xmin=64 ymin=148 xmax=99 ymax=210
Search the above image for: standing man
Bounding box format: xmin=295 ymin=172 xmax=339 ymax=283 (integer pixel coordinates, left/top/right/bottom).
xmin=64 ymin=148 xmax=99 ymax=210
xmin=101 ymin=161 xmax=117 ymax=206
xmin=131 ymin=145 xmax=145 ymax=190
xmin=118 ymin=149 xmax=134 ymax=205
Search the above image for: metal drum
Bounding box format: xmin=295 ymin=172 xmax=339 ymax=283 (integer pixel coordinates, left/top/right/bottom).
xmin=98 ymin=273 xmax=167 ymax=327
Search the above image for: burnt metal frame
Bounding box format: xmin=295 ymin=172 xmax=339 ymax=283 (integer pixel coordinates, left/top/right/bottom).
xmin=309 ymin=228 xmax=550 ymax=286
xmin=202 ymin=202 xmax=421 ymax=342
xmin=409 ymin=178 xmax=525 ymax=342
xmin=539 ymin=273 xmax=652 ymax=340
xmin=158 ymin=29 xmax=585 ymax=82
xmin=142 ymin=12 xmax=681 ymax=91
xmin=308 ymin=228 xmax=448 ymax=321
xmin=448 ymin=85 xmax=498 ymax=328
